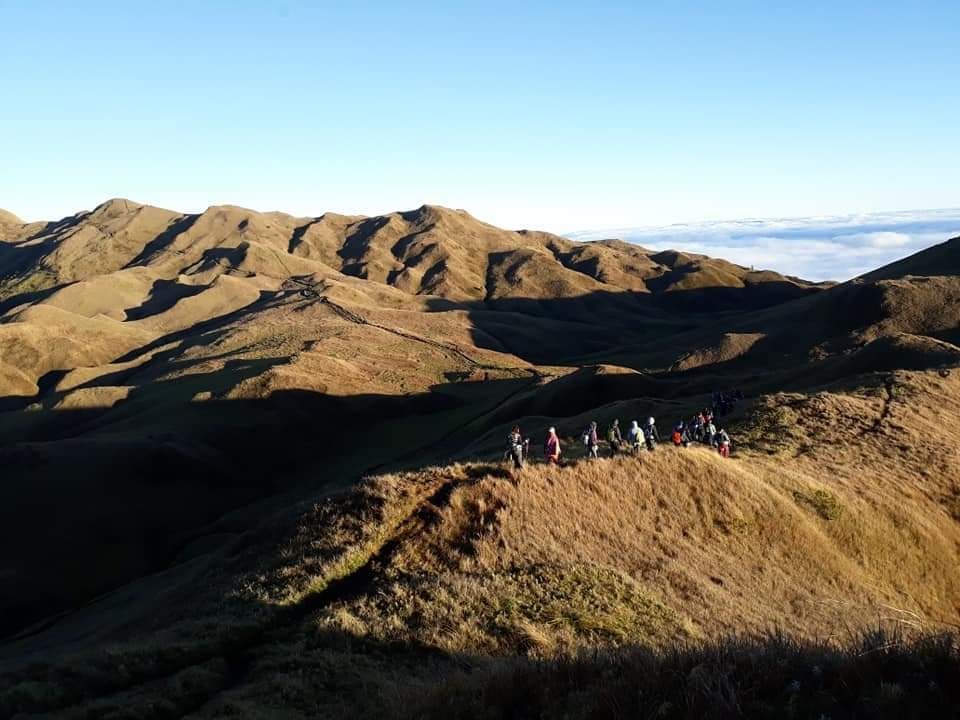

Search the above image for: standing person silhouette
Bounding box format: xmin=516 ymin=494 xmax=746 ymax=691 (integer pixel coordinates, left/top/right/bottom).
xmin=506 ymin=426 xmax=526 ymax=469
xmin=544 ymin=427 xmax=561 ymax=465
xmin=607 ymin=419 xmax=624 ymax=456
xmin=628 ymin=420 xmax=643 ymax=453
xmin=586 ymin=421 xmax=600 ymax=459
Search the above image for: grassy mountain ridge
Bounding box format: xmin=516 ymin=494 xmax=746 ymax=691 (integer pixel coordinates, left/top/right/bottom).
xmin=0 ymin=200 xmax=958 ymax=717
xmin=0 ymin=199 xmax=820 ymax=304
xmin=1 ymin=366 xmax=957 ymax=717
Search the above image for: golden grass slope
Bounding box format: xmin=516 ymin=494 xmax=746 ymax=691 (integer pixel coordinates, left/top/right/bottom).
xmin=0 ymin=209 xmax=22 ymax=227
xmin=1 ymin=199 xmax=819 ymax=303
xmin=247 ymin=369 xmax=960 ymax=650
xmin=0 ymin=201 xmax=957 ymax=657
xmin=2 ymin=367 xmax=956 ymax=718
xmin=0 ymin=305 xmax=154 ymax=395
xmin=315 ymin=374 xmax=959 ymax=661
xmin=0 ymin=198 xmax=824 ymax=402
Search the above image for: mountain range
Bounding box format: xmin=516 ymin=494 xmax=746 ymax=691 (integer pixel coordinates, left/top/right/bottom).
xmin=1 ymin=199 xmax=958 ymax=718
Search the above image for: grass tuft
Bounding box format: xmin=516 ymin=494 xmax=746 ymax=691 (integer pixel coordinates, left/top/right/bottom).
xmin=793 ymin=488 xmax=844 ymax=520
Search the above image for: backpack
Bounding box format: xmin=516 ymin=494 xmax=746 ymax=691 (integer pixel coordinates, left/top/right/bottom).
xmin=672 ymin=431 xmax=682 ymax=445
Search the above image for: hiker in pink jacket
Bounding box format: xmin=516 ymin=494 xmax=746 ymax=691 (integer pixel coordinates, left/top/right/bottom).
xmin=544 ymin=426 xmax=561 ymax=465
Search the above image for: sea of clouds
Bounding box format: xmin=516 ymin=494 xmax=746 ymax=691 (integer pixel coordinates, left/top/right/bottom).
xmin=567 ymin=209 xmax=960 ymax=282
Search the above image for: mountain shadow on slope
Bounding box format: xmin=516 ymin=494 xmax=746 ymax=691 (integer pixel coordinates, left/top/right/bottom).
xmin=0 ymin=375 xmax=523 ymax=638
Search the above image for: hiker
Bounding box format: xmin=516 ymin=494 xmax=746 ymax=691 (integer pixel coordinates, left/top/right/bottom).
xmin=672 ymin=421 xmax=690 ymax=448
xmin=506 ymin=426 xmax=527 ymax=469
xmin=583 ymin=420 xmax=600 ymax=459
xmin=644 ymin=417 xmax=660 ymax=451
xmin=692 ymin=414 xmax=705 ymax=443
xmin=628 ymin=420 xmax=643 ymax=453
xmin=606 ymin=419 xmax=624 ymax=456
xmin=717 ymin=426 xmax=731 ymax=458
xmin=705 ymin=419 xmax=717 ymax=447
xmin=544 ymin=427 xmax=561 ymax=465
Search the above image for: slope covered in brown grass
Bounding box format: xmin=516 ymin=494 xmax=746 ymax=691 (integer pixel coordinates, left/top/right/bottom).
xmin=1 ymin=366 xmax=957 ymax=718
xmin=0 ymin=199 xmax=958 ymax=717
xmin=0 ymin=199 xmax=840 ymax=636
xmin=0 ymin=199 xmax=819 ymax=307
xmin=304 ymin=369 xmax=960 ymax=655
xmin=605 ymin=235 xmax=960 ymax=380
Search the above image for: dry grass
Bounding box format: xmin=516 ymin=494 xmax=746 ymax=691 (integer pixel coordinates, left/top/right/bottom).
xmin=314 ymin=426 xmax=959 ymax=658
xmin=0 ymin=267 xmax=57 ymax=302
xmin=316 ymin=364 xmax=960 ymax=656
xmin=403 ymin=628 xmax=960 ymax=720
xmin=3 ymin=368 xmax=960 ymax=718
xmin=2 ymin=202 xmax=959 ymax=719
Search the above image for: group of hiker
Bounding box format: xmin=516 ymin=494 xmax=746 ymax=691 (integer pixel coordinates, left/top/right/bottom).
xmin=667 ymin=408 xmax=733 ymax=457
xmin=506 ymin=406 xmax=733 ymax=469
xmin=604 ymin=418 xmax=659 ymax=455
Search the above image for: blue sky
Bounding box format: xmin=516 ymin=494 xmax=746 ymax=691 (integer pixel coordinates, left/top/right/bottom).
xmin=1 ymin=1 xmax=958 ymax=276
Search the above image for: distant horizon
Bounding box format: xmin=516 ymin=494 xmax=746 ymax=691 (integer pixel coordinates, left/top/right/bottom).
xmin=6 ymin=197 xmax=959 ymax=235
xmin=7 ymin=194 xmax=960 ymax=231
xmin=569 ymin=207 xmax=960 ymax=283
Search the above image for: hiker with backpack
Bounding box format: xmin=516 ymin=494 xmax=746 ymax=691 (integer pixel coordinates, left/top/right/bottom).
xmin=717 ymin=426 xmax=732 ymax=457
xmin=644 ymin=417 xmax=660 ymax=451
xmin=506 ymin=426 xmax=528 ymax=469
xmin=545 ymin=427 xmax=561 ymax=465
xmin=582 ymin=420 xmax=600 ymax=459
xmin=692 ymin=414 xmax=705 ymax=443
xmin=607 ymin=418 xmax=624 ymax=456
xmin=705 ymin=418 xmax=717 ymax=447
xmin=628 ymin=420 xmax=643 ymax=453
xmin=671 ymin=421 xmax=690 ymax=448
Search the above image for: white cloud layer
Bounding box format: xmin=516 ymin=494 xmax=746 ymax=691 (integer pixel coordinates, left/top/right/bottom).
xmin=567 ymin=209 xmax=960 ymax=282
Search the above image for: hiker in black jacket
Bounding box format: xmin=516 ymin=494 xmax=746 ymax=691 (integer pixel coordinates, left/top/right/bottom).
xmin=607 ymin=419 xmax=624 ymax=456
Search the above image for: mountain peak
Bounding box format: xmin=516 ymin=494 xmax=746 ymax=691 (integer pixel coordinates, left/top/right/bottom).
xmin=90 ymin=198 xmax=143 ymax=218
xmin=399 ymin=204 xmax=473 ymax=224
xmin=0 ymin=208 xmax=23 ymax=225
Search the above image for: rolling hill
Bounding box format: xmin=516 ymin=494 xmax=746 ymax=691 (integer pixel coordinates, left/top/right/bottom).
xmin=0 ymin=200 xmax=958 ymax=718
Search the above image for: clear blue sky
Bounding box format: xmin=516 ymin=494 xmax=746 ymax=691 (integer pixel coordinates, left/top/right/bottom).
xmin=2 ymin=0 xmax=957 ymax=232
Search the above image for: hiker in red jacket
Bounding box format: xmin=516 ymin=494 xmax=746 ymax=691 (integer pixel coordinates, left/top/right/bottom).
xmin=717 ymin=427 xmax=732 ymax=458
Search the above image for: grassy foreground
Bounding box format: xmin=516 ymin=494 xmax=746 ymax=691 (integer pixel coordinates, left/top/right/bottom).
xmin=2 ymin=370 xmax=958 ymax=718
xmin=404 ymin=629 xmax=960 ymax=720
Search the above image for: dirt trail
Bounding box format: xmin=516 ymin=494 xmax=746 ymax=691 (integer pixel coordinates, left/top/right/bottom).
xmin=317 ymin=295 xmax=510 ymax=373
